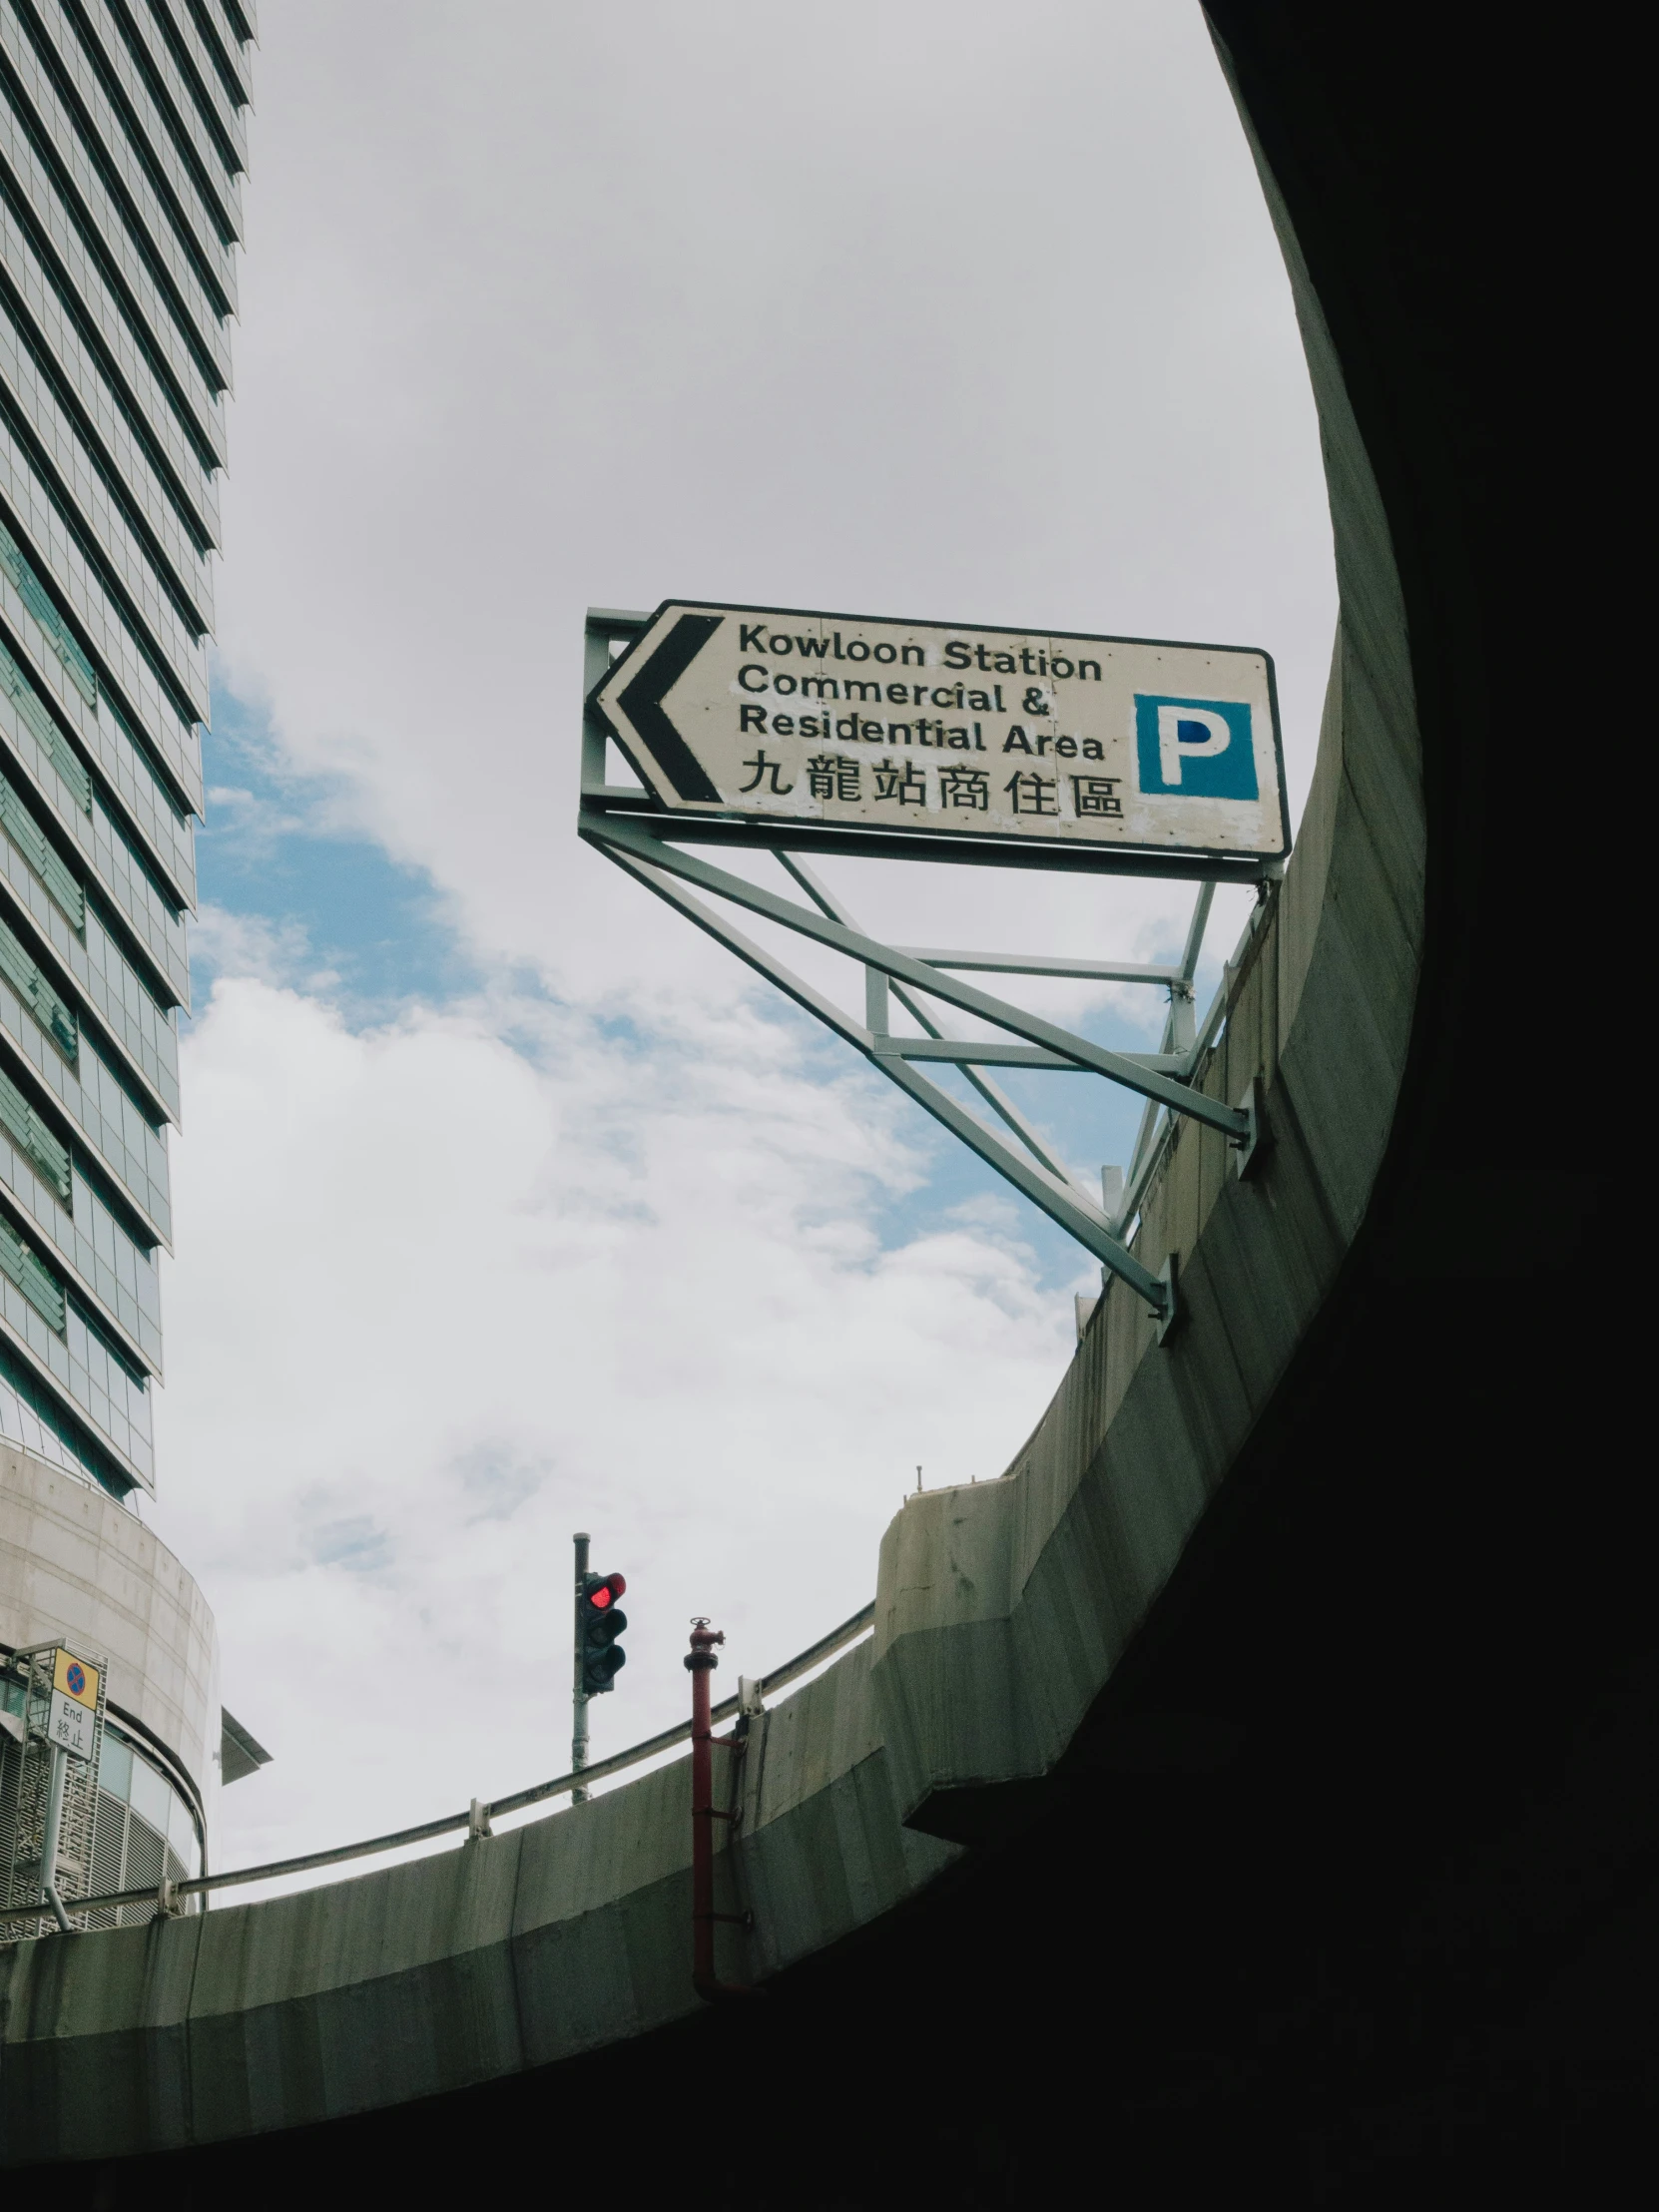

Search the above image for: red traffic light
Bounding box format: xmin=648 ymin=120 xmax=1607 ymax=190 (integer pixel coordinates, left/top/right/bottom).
xmin=580 ymin=1572 xmax=630 ymax=1696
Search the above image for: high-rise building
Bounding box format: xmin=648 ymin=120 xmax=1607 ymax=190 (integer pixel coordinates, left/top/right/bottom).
xmin=0 ymin=0 xmax=262 ymax=1934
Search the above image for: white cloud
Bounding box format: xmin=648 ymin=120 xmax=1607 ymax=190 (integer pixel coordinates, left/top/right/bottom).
xmin=153 ymin=973 xmax=1077 ymax=1866
xmin=186 ymin=902 xmax=335 ymax=994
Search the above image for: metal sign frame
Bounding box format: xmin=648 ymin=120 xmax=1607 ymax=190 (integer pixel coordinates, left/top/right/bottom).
xmin=579 ymin=609 xmax=1275 ymax=1332
xmin=1 ymin=1640 xmax=107 ymax=1938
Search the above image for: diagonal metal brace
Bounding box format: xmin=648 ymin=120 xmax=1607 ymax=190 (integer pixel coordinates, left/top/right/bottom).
xmin=588 ymin=819 xmax=1252 ymax=1144
xmin=880 ymin=1039 xmax=1187 ymax=1072
xmin=591 ymin=833 xmax=1175 ymax=1317
xmin=778 ymin=851 xmax=1088 ymax=1196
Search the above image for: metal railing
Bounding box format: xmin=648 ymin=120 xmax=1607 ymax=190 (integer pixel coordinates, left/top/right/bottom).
xmin=61 ymin=1601 xmax=877 ymax=1925
xmin=1109 ymin=884 xmax=1274 ymax=1243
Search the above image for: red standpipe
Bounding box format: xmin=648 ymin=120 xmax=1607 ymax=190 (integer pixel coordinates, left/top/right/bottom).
xmin=684 ymin=1619 xmax=754 ymax=2000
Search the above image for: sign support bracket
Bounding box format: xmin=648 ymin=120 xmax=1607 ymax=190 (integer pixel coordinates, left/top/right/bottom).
xmin=583 ymin=813 xmax=1267 ymax=1327
xmin=38 ymin=1743 xmax=74 ymax=1934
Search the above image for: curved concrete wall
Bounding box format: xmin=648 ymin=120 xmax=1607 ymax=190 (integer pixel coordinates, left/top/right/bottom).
xmin=872 ymin=75 xmax=1423 ymax=1840
xmin=0 ymin=1447 xmax=220 ymax=1834
xmin=0 ymin=38 xmax=1425 ymax=2167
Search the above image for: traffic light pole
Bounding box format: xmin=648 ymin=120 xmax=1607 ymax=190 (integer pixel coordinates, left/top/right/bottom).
xmin=572 ymin=1531 xmax=590 ymax=1806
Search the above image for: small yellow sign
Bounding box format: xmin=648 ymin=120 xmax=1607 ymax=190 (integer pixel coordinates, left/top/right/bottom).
xmin=53 ymin=1647 xmax=99 ymax=1710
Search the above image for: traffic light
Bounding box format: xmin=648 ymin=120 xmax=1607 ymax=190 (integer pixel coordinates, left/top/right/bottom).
xmin=579 ymin=1571 xmax=628 ymax=1694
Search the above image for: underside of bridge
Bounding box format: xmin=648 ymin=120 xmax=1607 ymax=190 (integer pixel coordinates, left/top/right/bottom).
xmin=10 ymin=5 xmax=1636 ymax=2201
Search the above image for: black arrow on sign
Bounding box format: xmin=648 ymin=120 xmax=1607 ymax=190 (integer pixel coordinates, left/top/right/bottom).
xmin=613 ymin=613 xmax=723 ymax=803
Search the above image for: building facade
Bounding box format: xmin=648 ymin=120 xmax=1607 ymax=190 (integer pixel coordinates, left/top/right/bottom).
xmin=0 ymin=1442 xmax=224 ymax=1935
xmin=0 ymin=0 xmax=259 ymax=1931
xmin=0 ymin=0 xmax=254 ymax=1493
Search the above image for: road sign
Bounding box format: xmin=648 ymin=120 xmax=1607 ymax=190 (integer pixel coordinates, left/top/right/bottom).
xmin=53 ymin=1646 xmax=99 ymax=1709
xmin=589 ymin=602 xmax=1289 ymax=863
xmin=48 ymin=1690 xmax=94 ymax=1761
xmin=46 ymin=1648 xmax=99 ymax=1762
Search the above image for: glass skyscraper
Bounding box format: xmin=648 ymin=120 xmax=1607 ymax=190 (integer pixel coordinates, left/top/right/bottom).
xmin=0 ymin=0 xmax=254 ymax=1499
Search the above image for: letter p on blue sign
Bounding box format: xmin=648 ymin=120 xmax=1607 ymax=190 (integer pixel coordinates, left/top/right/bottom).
xmin=1134 ymin=695 xmax=1258 ymax=800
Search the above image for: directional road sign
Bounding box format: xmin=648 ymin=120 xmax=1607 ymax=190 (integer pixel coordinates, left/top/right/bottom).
xmin=589 ymin=602 xmax=1289 ymax=863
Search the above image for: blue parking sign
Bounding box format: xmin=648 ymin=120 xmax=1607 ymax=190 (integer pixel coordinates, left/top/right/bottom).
xmin=1134 ymin=695 xmax=1259 ymax=802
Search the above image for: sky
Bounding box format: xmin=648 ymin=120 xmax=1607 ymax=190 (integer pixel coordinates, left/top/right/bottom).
xmin=140 ymin=0 xmax=1336 ymax=1884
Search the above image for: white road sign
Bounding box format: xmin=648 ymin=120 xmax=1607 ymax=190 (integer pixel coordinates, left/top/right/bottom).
xmin=590 ymin=602 xmax=1289 ymax=861
xmin=48 ymin=1689 xmax=94 ymax=1761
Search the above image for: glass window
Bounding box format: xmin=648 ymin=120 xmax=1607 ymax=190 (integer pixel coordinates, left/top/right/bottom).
xmin=99 ymin=1730 xmax=133 ymax=1802
xmin=128 ymin=1750 xmax=171 ymax=1835
xmin=167 ymin=1785 xmax=197 ymax=1869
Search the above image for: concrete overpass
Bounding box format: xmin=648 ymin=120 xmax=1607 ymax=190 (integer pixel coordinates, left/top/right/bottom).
xmin=1 ymin=6 xmax=1638 ymax=2195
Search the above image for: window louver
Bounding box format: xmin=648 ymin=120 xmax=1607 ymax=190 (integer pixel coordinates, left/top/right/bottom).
xmin=0 ymin=1062 xmax=68 ymax=1200
xmin=0 ymin=1210 xmax=64 ymax=1330
xmin=0 ymin=774 xmax=84 ymax=926
xmin=0 ymin=635 xmax=92 ymax=812
xmin=87 ymin=1791 xmax=125 ymax=1931
xmin=0 ymin=914 xmax=77 ymax=1060
xmin=0 ymin=522 xmax=98 ymax=708
xmin=119 ymin=1817 xmax=165 ymax=1927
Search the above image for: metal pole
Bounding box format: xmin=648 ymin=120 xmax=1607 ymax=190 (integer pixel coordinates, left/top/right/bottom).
xmin=686 ymin=1617 xmax=725 ymax=1999
xmin=572 ymin=1531 xmax=590 ymax=1806
xmin=39 ymin=1741 xmax=74 ymax=1935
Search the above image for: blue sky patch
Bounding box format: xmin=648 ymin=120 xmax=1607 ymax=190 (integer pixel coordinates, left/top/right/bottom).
xmin=192 ymin=678 xmax=482 ymax=1020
